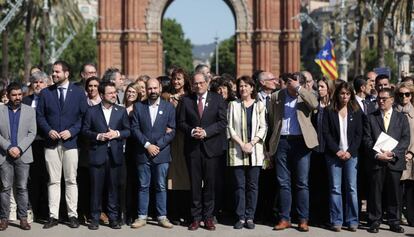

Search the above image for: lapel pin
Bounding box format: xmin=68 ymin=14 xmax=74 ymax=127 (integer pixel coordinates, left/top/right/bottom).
xmin=114 ymin=107 xmax=118 ymax=111
xmin=159 ymin=111 xmax=163 ymax=115
xmin=205 ymin=103 xmax=209 ymax=107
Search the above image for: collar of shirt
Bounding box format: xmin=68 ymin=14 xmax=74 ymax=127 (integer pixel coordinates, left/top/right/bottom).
xmin=148 ymin=97 xmax=161 ymax=107
xmin=355 ymin=95 xmax=364 ymax=103
xmin=381 ymin=108 xmax=393 ymax=118
xmin=198 ymin=91 xmax=208 ymax=101
xmin=7 ymin=103 xmax=21 ymax=112
xmin=259 ymin=90 xmax=270 ymax=101
xmin=58 ymin=81 xmax=69 ymax=90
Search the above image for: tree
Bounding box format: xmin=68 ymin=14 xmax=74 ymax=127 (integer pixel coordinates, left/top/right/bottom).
xmin=210 ymin=35 xmax=236 ymax=76
xmin=162 ymin=18 xmax=193 ymax=74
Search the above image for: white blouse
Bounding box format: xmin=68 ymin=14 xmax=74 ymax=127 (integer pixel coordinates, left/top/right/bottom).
xmin=338 ymin=114 xmax=348 ymax=152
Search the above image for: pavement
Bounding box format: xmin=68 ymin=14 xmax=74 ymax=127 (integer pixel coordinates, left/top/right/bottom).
xmin=2 ymin=219 xmax=414 ymax=237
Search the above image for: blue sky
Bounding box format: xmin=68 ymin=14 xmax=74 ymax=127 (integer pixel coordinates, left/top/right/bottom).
xmin=163 ymin=0 xmax=235 ymax=45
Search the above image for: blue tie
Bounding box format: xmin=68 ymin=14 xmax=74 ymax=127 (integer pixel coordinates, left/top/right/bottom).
xmin=58 ymin=87 xmax=65 ymax=109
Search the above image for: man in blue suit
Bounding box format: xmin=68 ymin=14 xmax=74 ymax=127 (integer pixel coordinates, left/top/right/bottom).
xmin=130 ymin=78 xmax=176 ymax=229
xmin=36 ymin=61 xmax=88 ymax=229
xmin=82 ymin=81 xmax=130 ymax=230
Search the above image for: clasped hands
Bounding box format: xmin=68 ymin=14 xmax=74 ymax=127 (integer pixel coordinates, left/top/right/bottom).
xmin=8 ymin=147 xmax=21 ymax=159
xmin=49 ymin=129 xmax=72 ymax=140
xmin=97 ymin=128 xmax=119 ymax=141
xmin=376 ymin=149 xmax=394 ymax=162
xmin=147 ymin=127 xmax=174 ymax=157
xmin=192 ymin=127 xmax=206 ymax=140
xmin=336 ymin=150 xmax=351 ymax=160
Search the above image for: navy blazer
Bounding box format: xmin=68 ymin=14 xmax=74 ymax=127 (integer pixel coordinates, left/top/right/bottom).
xmin=363 ymin=109 xmax=410 ymax=171
xmin=82 ymin=104 xmax=130 ymax=166
xmin=323 ymin=106 xmax=363 ymax=158
xmin=131 ymin=99 xmax=176 ymax=164
xmin=177 ymin=92 xmax=227 ymax=158
xmin=36 ymin=83 xmax=88 ymax=149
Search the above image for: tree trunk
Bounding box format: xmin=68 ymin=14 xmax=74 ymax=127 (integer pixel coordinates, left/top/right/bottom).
xmin=354 ymin=0 xmax=364 ymax=75
xmin=24 ymin=0 xmax=33 ymax=83
xmin=39 ymin=8 xmax=49 ymax=69
xmin=1 ymin=29 xmax=9 ymax=80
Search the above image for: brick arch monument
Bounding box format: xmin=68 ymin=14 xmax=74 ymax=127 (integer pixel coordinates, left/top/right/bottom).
xmin=98 ymin=0 xmax=301 ymax=78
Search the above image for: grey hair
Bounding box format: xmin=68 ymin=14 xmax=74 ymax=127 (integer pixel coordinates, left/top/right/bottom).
xmin=102 ymin=67 xmax=121 ymax=83
xmin=30 ymin=71 xmax=49 ymax=84
xmin=192 ymin=72 xmax=208 ymax=82
xmin=194 ymin=64 xmax=209 ymax=74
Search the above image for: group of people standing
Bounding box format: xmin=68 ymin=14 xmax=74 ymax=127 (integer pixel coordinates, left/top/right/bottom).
xmin=0 ymin=60 xmax=413 ymax=235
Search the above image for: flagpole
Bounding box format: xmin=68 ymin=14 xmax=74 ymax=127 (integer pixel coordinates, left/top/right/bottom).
xmin=338 ymin=0 xmax=348 ymax=81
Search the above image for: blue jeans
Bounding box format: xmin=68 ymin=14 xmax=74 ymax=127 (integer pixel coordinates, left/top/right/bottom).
xmin=233 ymin=166 xmax=261 ymax=220
xmin=326 ymin=156 xmax=359 ymax=227
xmin=137 ymin=162 xmax=169 ymax=219
xmin=275 ymin=138 xmax=311 ymax=221
xmin=0 ymin=157 xmax=30 ymax=219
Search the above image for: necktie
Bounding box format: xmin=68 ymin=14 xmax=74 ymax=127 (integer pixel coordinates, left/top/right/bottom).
xmin=198 ymin=96 xmax=203 ymax=118
xmin=266 ymin=95 xmax=270 ymax=110
xmin=384 ymin=112 xmax=390 ymax=132
xmin=361 ymin=99 xmax=368 ymax=115
xmin=58 ymin=87 xmax=65 ymax=109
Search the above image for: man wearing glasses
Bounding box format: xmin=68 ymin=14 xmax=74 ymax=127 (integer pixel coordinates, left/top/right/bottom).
xmin=363 ymin=88 xmax=410 ymax=233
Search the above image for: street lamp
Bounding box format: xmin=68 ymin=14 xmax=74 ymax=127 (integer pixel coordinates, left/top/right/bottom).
xmin=214 ymin=36 xmax=219 ymax=75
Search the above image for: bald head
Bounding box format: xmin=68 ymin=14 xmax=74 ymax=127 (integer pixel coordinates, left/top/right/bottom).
xmin=258 ymin=71 xmax=279 ymax=93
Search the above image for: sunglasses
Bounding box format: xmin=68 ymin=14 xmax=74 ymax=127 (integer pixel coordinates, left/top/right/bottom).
xmin=398 ymin=92 xmax=411 ymax=97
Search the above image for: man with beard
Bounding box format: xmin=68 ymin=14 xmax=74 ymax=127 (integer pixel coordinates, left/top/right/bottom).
xmin=82 ymin=81 xmax=130 ymax=230
xmin=0 ymin=82 xmax=36 ymax=231
xmin=130 ymin=78 xmax=176 ymax=229
xmin=36 ymin=60 xmax=88 ymax=229
xmin=22 ymin=71 xmax=50 ymax=221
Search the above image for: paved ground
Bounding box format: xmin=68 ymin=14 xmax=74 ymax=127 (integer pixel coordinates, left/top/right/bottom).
xmin=3 ymin=220 xmax=414 ymax=237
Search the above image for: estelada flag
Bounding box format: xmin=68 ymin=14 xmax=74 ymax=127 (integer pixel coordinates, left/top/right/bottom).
xmin=315 ymin=40 xmax=338 ymax=80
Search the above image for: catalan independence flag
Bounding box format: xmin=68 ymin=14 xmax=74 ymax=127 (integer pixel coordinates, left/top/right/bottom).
xmin=315 ymin=40 xmax=338 ymax=80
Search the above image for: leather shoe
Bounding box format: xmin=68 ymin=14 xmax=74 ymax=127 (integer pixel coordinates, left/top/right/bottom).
xmin=188 ymin=221 xmax=200 ymax=231
xmin=20 ymin=218 xmax=31 ymax=230
xmin=68 ymin=216 xmax=79 ymax=228
xmin=273 ymin=220 xmax=291 ymax=230
xmin=109 ymin=220 xmax=121 ymax=229
xmin=390 ymin=224 xmax=404 ymax=233
xmin=367 ymin=223 xmax=379 ymax=233
xmin=204 ymin=218 xmax=216 ymax=231
xmin=43 ymin=218 xmax=59 ymax=229
xmin=88 ymin=221 xmax=99 ymax=230
xmin=0 ymin=219 xmax=8 ymax=231
xmin=298 ymin=220 xmax=309 ymax=232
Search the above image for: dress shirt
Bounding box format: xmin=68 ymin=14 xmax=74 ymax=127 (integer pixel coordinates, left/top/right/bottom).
xmin=57 ymin=81 xmax=69 ymax=101
xmin=280 ymin=90 xmax=302 ymax=135
xmin=8 ymin=104 xmax=21 ymax=148
xmin=258 ymin=91 xmax=271 ymax=108
xmin=31 ymin=95 xmax=39 ymax=108
xmin=197 ymin=91 xmax=208 ymax=111
xmin=355 ymin=95 xmax=365 ymax=113
xmin=144 ymin=97 xmax=161 ymax=149
xmin=338 ymin=114 xmax=349 ymax=151
xmin=381 ymin=108 xmax=393 ymax=132
xmin=97 ymin=103 xmax=120 ymax=144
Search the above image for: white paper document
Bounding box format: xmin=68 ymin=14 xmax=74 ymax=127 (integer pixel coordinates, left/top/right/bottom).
xmin=373 ymin=132 xmax=398 ymax=153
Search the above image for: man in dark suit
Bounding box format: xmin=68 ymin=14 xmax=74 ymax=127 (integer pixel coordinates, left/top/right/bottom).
xmin=363 ymin=88 xmax=410 ymax=233
xmin=0 ymin=83 xmax=36 ymax=231
xmin=22 ymin=71 xmax=49 ymax=221
xmin=82 ymin=81 xmax=130 ymax=230
xmin=36 ymin=60 xmax=88 ymax=229
xmin=130 ymin=78 xmax=175 ymax=229
xmin=177 ymin=73 xmax=227 ymax=231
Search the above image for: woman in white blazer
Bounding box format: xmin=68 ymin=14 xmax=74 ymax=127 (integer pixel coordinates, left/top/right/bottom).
xmin=227 ymin=76 xmax=267 ymax=229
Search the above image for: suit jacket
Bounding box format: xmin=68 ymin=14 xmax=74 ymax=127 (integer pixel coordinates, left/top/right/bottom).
xmin=82 ymin=104 xmax=130 ymax=166
xmin=322 ymin=106 xmax=363 ymax=158
xmin=267 ymin=88 xmax=319 ymax=156
xmin=363 ymin=109 xmax=410 ymax=171
xmin=131 ymin=99 xmax=176 ymax=164
xmin=0 ymin=104 xmax=37 ymax=165
xmin=36 ymin=83 xmax=88 ymax=149
xmin=177 ymin=92 xmax=227 ymax=158
xmin=22 ymin=94 xmax=34 ymax=107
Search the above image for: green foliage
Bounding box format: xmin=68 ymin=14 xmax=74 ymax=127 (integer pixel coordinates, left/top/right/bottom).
xmin=210 ymin=35 xmax=235 ymax=76
xmin=162 ymin=18 xmax=193 ymax=74
xmin=60 ymin=21 xmax=97 ymax=81
xmin=363 ymin=48 xmax=398 ymax=83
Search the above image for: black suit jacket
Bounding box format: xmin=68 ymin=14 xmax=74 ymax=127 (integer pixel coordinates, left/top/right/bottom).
xmin=22 ymin=94 xmax=34 ymax=106
xmin=177 ymin=92 xmax=227 ymax=158
xmin=363 ymin=109 xmax=410 ymax=171
xmin=82 ymin=104 xmax=130 ymax=166
xmin=322 ymin=106 xmax=363 ymax=158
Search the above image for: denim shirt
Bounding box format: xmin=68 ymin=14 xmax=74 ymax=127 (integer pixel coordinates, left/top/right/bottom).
xmin=8 ymin=104 xmax=21 ymax=147
xmin=280 ymin=90 xmax=302 ymax=135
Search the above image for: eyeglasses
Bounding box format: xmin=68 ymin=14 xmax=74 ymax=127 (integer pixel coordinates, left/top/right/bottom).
xmin=398 ymin=92 xmax=411 ymax=97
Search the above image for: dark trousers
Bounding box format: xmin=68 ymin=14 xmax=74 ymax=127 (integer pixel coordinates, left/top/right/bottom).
xmin=186 ymin=152 xmax=218 ymax=221
xmin=89 ymin=151 xmax=121 ymax=222
xmin=367 ymin=167 xmax=402 ymax=226
xmin=308 ymin=151 xmax=329 ymax=225
xmin=28 ymin=139 xmax=49 ymax=220
xmin=402 ymin=180 xmax=414 ymax=226
xmin=232 ymin=166 xmax=261 ymax=220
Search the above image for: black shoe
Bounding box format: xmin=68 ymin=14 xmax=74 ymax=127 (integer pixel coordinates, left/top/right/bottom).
xmin=109 ymin=220 xmax=121 ymax=229
xmin=43 ymin=218 xmax=59 ymax=229
xmin=68 ymin=216 xmax=80 ymax=228
xmin=244 ymin=220 xmax=255 ymax=229
xmin=367 ymin=223 xmax=379 ymax=233
xmin=233 ymin=220 xmax=244 ymax=229
xmin=88 ymin=221 xmax=99 ymax=230
xmin=390 ymin=224 xmax=404 ymax=233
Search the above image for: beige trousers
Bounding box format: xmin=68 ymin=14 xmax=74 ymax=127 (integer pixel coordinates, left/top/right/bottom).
xmin=45 ymin=144 xmax=78 ymax=219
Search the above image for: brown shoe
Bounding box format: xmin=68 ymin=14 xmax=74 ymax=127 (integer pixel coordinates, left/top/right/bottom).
xmin=204 ymin=218 xmax=216 ymax=231
xmin=273 ymin=220 xmax=291 ymax=230
xmin=298 ymin=220 xmax=309 ymax=232
xmin=0 ymin=219 xmax=8 ymax=231
xmin=20 ymin=218 xmax=31 ymax=230
xmin=188 ymin=221 xmax=200 ymax=231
